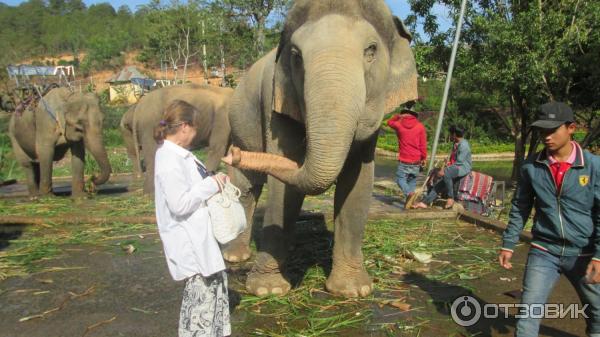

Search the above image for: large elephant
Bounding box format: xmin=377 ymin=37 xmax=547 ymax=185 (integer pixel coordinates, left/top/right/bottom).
xmin=9 ymin=87 xmax=112 ymax=197
xmin=122 ymin=83 xmax=233 ymax=193
xmin=224 ymin=0 xmax=418 ymax=298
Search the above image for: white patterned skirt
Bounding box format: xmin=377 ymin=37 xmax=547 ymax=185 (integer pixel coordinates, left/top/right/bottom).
xmin=179 ymin=271 xmax=231 ymax=337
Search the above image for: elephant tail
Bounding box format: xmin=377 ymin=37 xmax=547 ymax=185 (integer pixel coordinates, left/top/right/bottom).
xmin=131 ymin=105 xmax=143 ymax=175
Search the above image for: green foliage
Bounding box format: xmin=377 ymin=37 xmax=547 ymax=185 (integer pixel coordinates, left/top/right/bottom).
xmin=0 ymin=113 xmax=21 ymax=181
xmin=0 ymin=1 xmax=144 ymax=74
xmin=80 ymin=33 xmax=127 ymax=75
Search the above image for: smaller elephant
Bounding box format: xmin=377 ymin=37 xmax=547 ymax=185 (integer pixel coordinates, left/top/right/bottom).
xmin=9 ymin=87 xmax=112 ymax=197
xmin=121 ymin=83 xmax=234 ymax=193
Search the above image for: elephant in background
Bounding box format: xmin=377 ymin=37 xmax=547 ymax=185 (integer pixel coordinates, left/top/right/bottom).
xmin=119 ymin=104 xmax=141 ymax=178
xmin=9 ymin=87 xmax=112 ymax=197
xmin=224 ymin=0 xmax=418 ymax=298
xmin=121 ymin=83 xmax=233 ymax=193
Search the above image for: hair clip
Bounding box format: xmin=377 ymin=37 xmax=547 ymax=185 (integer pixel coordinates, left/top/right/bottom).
xmin=159 ymin=120 xmax=167 ymax=126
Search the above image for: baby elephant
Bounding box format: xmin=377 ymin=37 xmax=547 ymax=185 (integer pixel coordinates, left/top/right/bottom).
xmin=9 ymin=87 xmax=112 ymax=197
xmin=120 ymin=83 xmax=233 ymax=193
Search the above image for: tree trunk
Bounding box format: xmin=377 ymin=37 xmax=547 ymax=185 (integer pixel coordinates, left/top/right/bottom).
xmin=254 ymin=15 xmax=266 ymax=57
xmin=582 ymin=120 xmax=600 ymax=149
xmin=511 ymin=93 xmax=528 ymax=182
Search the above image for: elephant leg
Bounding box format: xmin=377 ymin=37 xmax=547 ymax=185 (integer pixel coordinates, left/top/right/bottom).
xmin=70 ymin=141 xmax=86 ymax=197
xmin=204 ymin=112 xmax=230 ymax=172
xmin=326 ymin=157 xmax=374 ymax=298
xmin=10 ymin=138 xmax=38 ymax=196
xmin=140 ymin=133 xmax=157 ymax=194
xmin=246 ymin=176 xmax=305 ymax=297
xmin=222 ymin=167 xmax=262 ymax=263
xmin=37 ymin=143 xmax=55 ymax=196
xmin=121 ymin=125 xmax=142 ymax=178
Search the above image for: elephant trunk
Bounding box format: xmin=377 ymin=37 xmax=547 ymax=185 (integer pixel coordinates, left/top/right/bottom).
xmin=85 ymin=129 xmax=112 ymax=185
xmin=232 ymin=51 xmax=365 ymax=195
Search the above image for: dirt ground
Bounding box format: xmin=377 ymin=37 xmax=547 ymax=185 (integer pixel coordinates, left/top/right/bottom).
xmin=0 ymin=232 xmax=589 ymax=337
xmin=0 ymin=176 xmax=590 ymax=337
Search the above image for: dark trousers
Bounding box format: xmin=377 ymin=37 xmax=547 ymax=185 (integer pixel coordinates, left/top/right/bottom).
xmin=423 ymin=166 xmax=462 ymax=204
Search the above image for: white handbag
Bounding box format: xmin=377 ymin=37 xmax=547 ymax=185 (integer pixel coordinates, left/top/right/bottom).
xmin=207 ymin=179 xmax=247 ymax=244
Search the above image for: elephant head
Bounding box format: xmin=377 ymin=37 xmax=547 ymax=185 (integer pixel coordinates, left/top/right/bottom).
xmin=64 ymin=91 xmax=112 ymax=185
xmin=231 ymin=0 xmax=418 ymax=194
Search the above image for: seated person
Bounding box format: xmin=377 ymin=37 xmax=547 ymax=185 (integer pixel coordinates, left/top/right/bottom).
xmin=413 ymin=125 xmax=472 ymax=209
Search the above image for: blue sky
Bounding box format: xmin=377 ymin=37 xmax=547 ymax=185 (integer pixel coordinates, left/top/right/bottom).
xmin=2 ymin=0 xmax=452 ymax=34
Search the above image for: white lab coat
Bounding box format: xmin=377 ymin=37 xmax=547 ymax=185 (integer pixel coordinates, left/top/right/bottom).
xmin=154 ymin=140 xmax=225 ymax=280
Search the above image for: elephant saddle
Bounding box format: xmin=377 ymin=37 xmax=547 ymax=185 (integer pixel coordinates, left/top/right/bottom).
xmin=14 ymin=83 xmax=60 ymax=117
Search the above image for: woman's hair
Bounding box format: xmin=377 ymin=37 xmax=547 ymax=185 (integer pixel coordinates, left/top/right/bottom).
xmin=449 ymin=125 xmax=465 ymax=137
xmin=154 ymin=100 xmax=199 ymax=143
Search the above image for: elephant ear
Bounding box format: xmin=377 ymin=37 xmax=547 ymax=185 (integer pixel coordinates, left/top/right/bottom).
xmin=64 ymin=95 xmax=85 ymax=142
xmin=385 ymin=16 xmax=419 ymax=114
xmin=272 ymin=33 xmax=303 ymax=122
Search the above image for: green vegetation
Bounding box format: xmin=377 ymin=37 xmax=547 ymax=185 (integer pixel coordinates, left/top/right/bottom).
xmin=0 ymin=194 xmax=155 ymax=279
xmin=0 ymin=192 xmax=502 ymax=335
xmin=378 ymin=128 xmax=515 ymax=155
xmin=404 ymin=0 xmax=600 ymax=178
xmin=0 ymin=1 xmax=291 ymax=82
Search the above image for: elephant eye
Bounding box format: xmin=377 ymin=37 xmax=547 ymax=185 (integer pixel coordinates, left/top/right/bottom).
xmin=364 ymin=43 xmax=377 ymax=63
xmin=291 ymin=47 xmax=303 ymax=65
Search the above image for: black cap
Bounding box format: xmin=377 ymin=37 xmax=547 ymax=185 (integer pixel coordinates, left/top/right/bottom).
xmin=400 ymin=107 xmax=418 ymax=117
xmin=531 ymin=102 xmax=574 ymax=129
xmin=400 ymin=100 xmax=418 ymax=117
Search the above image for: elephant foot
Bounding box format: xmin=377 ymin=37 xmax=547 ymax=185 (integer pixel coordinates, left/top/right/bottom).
xmin=71 ymin=189 xmax=87 ymax=199
xmin=246 ymin=269 xmax=291 ymax=297
xmin=326 ymin=263 xmax=373 ymax=298
xmin=222 ymin=242 xmax=252 ymax=263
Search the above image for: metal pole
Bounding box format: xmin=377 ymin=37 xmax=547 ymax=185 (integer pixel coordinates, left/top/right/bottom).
xmin=428 ymin=0 xmax=468 ymax=172
xmin=202 ymin=20 xmax=208 ymax=84
xmin=220 ymin=20 xmax=226 ymax=87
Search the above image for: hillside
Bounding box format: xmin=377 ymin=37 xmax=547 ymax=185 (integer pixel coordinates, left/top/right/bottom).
xmin=15 ymin=51 xmax=241 ymax=94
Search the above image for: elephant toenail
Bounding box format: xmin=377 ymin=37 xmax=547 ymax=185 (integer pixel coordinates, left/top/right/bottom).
xmin=360 ymin=285 xmax=371 ymax=296
xmin=256 ymin=287 xmax=268 ymax=296
xmin=271 ymin=287 xmax=283 ymax=295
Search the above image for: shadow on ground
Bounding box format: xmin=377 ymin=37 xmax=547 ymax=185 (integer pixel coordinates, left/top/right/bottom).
xmin=404 ymin=271 xmax=580 ymax=337
xmin=0 ymin=224 xmax=25 ymax=251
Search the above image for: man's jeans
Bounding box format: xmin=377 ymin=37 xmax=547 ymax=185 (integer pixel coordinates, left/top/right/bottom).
xmin=396 ymin=163 xmax=420 ymax=197
xmin=422 ymin=165 xmax=462 ymax=204
xmin=516 ymin=248 xmax=600 ymax=337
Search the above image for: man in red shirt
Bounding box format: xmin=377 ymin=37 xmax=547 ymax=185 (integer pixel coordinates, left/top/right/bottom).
xmin=386 ymin=104 xmax=427 ymax=202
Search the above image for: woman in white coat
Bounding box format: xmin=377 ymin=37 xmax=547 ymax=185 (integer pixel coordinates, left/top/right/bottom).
xmin=153 ymin=100 xmax=230 ymax=337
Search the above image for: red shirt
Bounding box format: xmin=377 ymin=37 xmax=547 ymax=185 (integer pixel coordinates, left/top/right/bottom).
xmin=548 ymin=141 xmax=577 ymax=192
xmin=448 ymin=142 xmax=459 ymax=166
xmin=386 ymin=114 xmax=427 ymax=163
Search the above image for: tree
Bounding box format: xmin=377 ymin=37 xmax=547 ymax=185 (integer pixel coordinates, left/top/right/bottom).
xmin=408 ymin=0 xmax=600 ymax=178
xmin=219 ymin=0 xmax=291 ymax=57
xmin=141 ymin=0 xmax=205 ymax=82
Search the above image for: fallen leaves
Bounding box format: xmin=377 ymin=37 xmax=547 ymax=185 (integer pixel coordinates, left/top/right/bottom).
xmin=19 ymin=286 xmax=96 ymax=323
xmin=81 ymin=316 xmax=117 ymax=337
xmin=404 ymin=250 xmax=433 ymax=264
xmin=378 ymin=297 xmax=412 ymax=311
xmin=121 ymin=244 xmax=136 ymax=254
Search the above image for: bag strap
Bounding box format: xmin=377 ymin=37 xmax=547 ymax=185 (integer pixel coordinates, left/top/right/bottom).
xmin=213 ymin=176 xmax=224 ymax=192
